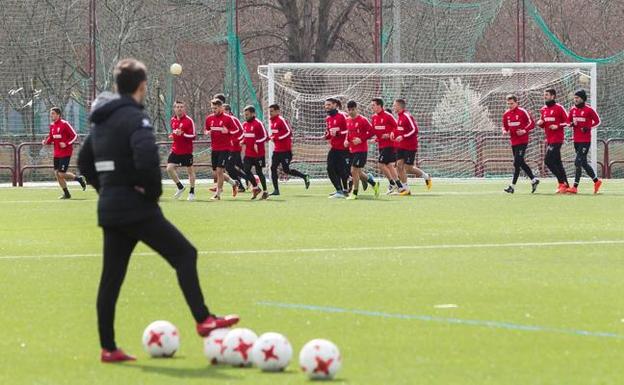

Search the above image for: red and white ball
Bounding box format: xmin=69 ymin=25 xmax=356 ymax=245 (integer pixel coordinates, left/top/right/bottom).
xmin=203 ymin=328 xmax=230 ymax=365
xmin=251 ymin=332 xmax=293 ymax=372
xmin=299 ymin=339 xmax=342 ymax=380
xmin=141 ymin=320 xmax=180 ymax=357
xmin=222 ymin=328 xmax=258 ymax=367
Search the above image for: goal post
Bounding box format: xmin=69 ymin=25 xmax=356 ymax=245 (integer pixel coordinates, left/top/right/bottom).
xmin=259 ymin=62 xmax=598 ymax=179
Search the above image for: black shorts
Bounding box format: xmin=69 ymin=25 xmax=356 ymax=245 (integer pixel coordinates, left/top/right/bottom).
xmin=351 ymin=152 xmax=367 ymax=168
xmin=272 ymin=151 xmax=292 ymax=167
xmin=53 ymin=156 xmax=71 ymax=172
xmin=167 ymin=153 xmax=193 ymax=167
xmin=378 ymin=147 xmax=396 ymax=165
xmin=396 ymin=149 xmax=416 ymax=165
xmin=244 ymin=156 xmax=266 ymax=169
xmin=211 ymin=150 xmax=230 ymax=170
xmin=228 ymin=152 xmax=243 ymax=167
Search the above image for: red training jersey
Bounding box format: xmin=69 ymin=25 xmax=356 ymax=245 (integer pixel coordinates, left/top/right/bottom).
xmin=229 ymin=114 xmax=244 ymax=153
xmin=170 ymin=114 xmax=196 ymax=155
xmin=538 ymin=103 xmax=567 ymax=145
xmin=371 ymin=110 xmax=397 ymax=149
xmin=502 ymin=106 xmax=535 ymax=146
xmin=346 ymin=115 xmax=373 ymax=153
xmin=324 ymin=111 xmax=348 ymax=150
xmin=243 ymin=118 xmax=268 ymax=158
xmin=270 ymin=114 xmax=293 ymax=153
xmin=205 ymin=112 xmax=237 ymax=151
xmin=567 ymin=104 xmax=600 ymax=143
xmin=395 ymin=110 xmax=419 ymax=151
xmin=45 ymin=118 xmax=77 ymax=158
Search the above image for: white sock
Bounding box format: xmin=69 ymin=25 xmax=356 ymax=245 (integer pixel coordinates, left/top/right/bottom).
xmin=422 ymin=172 xmax=429 ymax=180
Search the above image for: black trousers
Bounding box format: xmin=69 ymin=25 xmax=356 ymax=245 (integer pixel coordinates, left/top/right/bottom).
xmin=226 ymin=152 xmax=249 ymax=186
xmin=544 ymin=143 xmax=568 ymax=185
xmin=97 ymin=215 xmax=210 ymax=351
xmin=511 ymin=144 xmax=535 ymax=184
xmin=327 ymin=149 xmax=350 ymax=191
xmin=574 ymin=142 xmax=597 ymax=184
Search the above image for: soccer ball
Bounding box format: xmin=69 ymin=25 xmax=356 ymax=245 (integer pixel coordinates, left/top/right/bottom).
xmin=170 ymin=63 xmax=182 ymax=76
xmin=222 ymin=328 xmax=258 ymax=367
xmin=299 ymin=339 xmax=342 ymax=380
xmin=251 ymin=332 xmax=293 ymax=372
xmin=142 ymin=320 xmax=180 ymax=358
xmin=203 ymin=328 xmax=230 ymax=365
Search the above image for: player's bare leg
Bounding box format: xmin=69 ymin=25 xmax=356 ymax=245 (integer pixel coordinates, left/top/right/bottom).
xmin=214 ymin=167 xmax=225 ymax=200
xmin=187 ymin=166 xmax=196 ymax=201
xmin=167 ymin=163 xmax=186 ymax=199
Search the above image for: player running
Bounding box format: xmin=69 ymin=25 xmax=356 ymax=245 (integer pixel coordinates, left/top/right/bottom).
xmin=565 ymin=89 xmax=602 ymax=194
xmin=501 ymin=94 xmax=539 ymax=194
xmin=392 ymin=98 xmax=431 ymax=195
xmin=224 ymin=103 xmax=248 ymax=194
xmin=167 ymin=100 xmax=197 ymax=201
xmin=268 ymin=104 xmax=310 ymax=196
xmin=370 ymin=98 xmax=405 ymax=195
xmin=343 ymin=100 xmax=379 ymax=200
xmin=536 ymin=88 xmax=569 ymax=194
xmin=324 ymin=97 xmax=350 ymax=198
xmin=42 ymin=107 xmax=86 ymax=199
xmin=205 ymin=99 xmax=239 ymax=200
xmin=241 ymin=105 xmax=269 ymax=200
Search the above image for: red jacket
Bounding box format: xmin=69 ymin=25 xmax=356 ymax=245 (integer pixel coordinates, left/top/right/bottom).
xmin=568 ymin=104 xmax=600 ymax=143
xmin=502 ymin=106 xmax=535 ymax=146
xmin=371 ymin=110 xmax=397 ymax=149
xmin=45 ymin=119 xmax=77 ymax=158
xmin=538 ymin=103 xmax=567 ymax=145
xmin=346 ymin=115 xmax=373 ymax=153
xmin=270 ymin=114 xmax=293 ymax=153
xmin=229 ymin=115 xmax=244 ymax=153
xmin=395 ymin=110 xmax=418 ymax=151
xmin=242 ymin=118 xmax=268 ymax=157
xmin=170 ymin=114 xmax=196 ymax=155
xmin=205 ymin=112 xmax=237 ymax=151
xmin=324 ymin=111 xmax=348 ymax=150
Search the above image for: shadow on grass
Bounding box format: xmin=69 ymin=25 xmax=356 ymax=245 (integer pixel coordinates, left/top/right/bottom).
xmin=121 ymin=362 xmax=237 ymax=380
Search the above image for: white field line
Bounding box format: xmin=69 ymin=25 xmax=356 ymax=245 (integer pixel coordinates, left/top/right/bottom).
xmin=0 ymin=239 xmax=622 ymax=261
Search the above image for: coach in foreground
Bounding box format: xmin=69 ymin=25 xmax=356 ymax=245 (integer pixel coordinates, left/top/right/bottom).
xmin=78 ymin=58 xmax=239 ymax=363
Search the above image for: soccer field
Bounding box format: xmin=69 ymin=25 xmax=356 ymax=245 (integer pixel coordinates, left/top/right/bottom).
xmin=1 ymin=179 xmax=624 ymax=385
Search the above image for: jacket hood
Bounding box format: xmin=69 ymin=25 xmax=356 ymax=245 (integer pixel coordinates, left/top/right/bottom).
xmin=89 ymin=92 xmax=142 ymax=124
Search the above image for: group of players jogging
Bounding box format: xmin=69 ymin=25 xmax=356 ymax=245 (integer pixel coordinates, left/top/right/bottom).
xmin=43 ymin=87 xmax=602 ymax=199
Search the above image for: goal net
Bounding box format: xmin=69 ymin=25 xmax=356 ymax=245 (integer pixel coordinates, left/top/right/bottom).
xmin=258 ymin=63 xmax=598 ymax=179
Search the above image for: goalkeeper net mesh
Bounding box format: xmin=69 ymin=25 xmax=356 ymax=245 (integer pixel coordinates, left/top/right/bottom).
xmin=259 ymin=63 xmax=596 ymax=179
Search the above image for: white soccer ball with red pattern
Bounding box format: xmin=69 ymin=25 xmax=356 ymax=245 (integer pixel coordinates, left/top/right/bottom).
xmin=203 ymin=328 xmax=230 ymax=365
xmin=299 ymin=339 xmax=342 ymax=380
xmin=222 ymin=328 xmax=258 ymax=367
xmin=141 ymin=320 xmax=180 ymax=357
xmin=251 ymin=332 xmax=293 ymax=372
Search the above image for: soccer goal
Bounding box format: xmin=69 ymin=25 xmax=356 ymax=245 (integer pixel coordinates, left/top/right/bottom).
xmin=258 ymin=62 xmax=598 ymax=179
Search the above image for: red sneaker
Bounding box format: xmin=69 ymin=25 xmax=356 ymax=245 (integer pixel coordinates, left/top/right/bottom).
xmin=232 ymin=185 xmax=238 ymax=198
xmin=101 ymin=348 xmax=136 ymax=363
xmin=196 ymin=314 xmax=240 ymax=337
xmin=556 ymin=183 xmax=568 ymax=194
xmin=566 ymin=186 xmax=578 ymax=194
xmin=209 ymin=186 xmax=217 ymax=193
xmin=594 ymin=179 xmax=602 ymax=194
xmin=251 ymin=187 xmax=261 ymax=200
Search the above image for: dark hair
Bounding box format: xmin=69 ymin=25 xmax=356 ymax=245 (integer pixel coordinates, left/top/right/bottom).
xmin=325 ymin=97 xmax=339 ymax=104
xmin=174 ymin=100 xmax=184 ymax=105
xmin=346 ymin=100 xmax=357 ymax=109
xmin=385 ymin=108 xmax=393 ymax=114
xmin=223 ymin=103 xmax=231 ymax=112
xmin=335 ymin=99 xmax=342 ymax=109
xmin=269 ymin=104 xmax=280 ymax=110
xmin=394 ymin=98 xmax=406 ymax=108
xmin=371 ymin=98 xmax=384 ymax=107
xmin=211 ymin=99 xmax=223 ymax=106
xmin=50 ymin=107 xmax=62 ymax=116
xmin=213 ymin=93 xmax=226 ymax=103
xmin=114 ymin=58 xmax=147 ymax=95
xmin=506 ymin=94 xmax=518 ymax=102
xmin=244 ymin=105 xmax=256 ymax=113
xmin=545 ymin=88 xmax=556 ymax=97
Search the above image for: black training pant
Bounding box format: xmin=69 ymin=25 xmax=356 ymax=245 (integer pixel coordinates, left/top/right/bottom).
xmin=544 ymin=143 xmax=568 ymax=185
xmin=97 ymin=215 xmax=210 ymax=351
xmin=574 ymin=142 xmax=597 ymax=184
xmin=511 ymin=144 xmax=535 ymax=184
xmin=327 ymin=149 xmax=350 ymax=191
